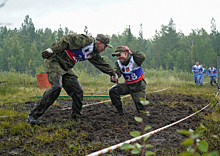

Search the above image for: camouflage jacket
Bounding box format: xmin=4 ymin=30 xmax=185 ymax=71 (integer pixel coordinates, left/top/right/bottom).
xmin=45 ymin=34 xmax=115 ymax=76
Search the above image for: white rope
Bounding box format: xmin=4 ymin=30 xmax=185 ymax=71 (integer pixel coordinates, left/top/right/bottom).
xmin=86 ymin=103 xmax=211 ymax=156
xmin=0 ymin=115 xmax=15 ymax=118
xmin=60 ymin=87 xmax=171 ymax=110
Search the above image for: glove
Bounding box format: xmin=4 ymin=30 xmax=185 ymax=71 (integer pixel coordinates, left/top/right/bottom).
xmin=42 ymin=50 xmax=53 ymax=59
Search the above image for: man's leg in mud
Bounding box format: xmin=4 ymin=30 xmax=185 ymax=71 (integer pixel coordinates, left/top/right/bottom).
xmin=109 ymin=83 xmax=129 ymax=115
xmin=130 ymin=80 xmax=147 ymax=113
xmin=131 ymin=90 xmax=146 ymax=113
xmin=28 ymin=71 xmax=62 ymax=123
xmin=62 ymin=75 xmax=83 ymax=121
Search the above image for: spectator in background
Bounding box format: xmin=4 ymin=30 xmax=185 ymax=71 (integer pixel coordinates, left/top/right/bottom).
xmin=199 ymin=65 xmax=206 ymax=86
xmin=218 ymin=65 xmax=220 ymax=85
xmin=192 ymin=61 xmax=202 ymax=86
xmin=208 ymin=65 xmax=218 ymax=86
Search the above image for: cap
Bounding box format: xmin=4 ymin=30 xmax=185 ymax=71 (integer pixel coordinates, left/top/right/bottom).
xmin=112 ymin=46 xmax=127 ymax=56
xmin=96 ymin=34 xmax=113 ymax=48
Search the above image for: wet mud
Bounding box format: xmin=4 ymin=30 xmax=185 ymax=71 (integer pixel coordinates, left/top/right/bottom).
xmin=2 ymin=93 xmax=211 ymax=155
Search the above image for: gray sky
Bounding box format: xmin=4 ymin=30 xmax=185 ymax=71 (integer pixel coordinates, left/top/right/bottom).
xmin=1 ymin=0 xmax=220 ymax=39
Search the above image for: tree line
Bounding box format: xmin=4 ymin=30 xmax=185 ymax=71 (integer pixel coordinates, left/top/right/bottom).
xmin=0 ymin=15 xmax=219 ymax=76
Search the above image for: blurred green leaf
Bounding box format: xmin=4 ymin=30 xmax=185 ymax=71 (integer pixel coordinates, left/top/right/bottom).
xmin=134 ymin=116 xmax=143 ymax=122
xmin=208 ymin=151 xmax=219 ymax=156
xmin=144 ymin=126 xmax=151 ymax=131
xmin=140 ymin=98 xmax=145 ymax=101
xmin=131 ymin=148 xmax=140 ymax=154
xmin=134 ymin=143 xmax=142 ymax=150
xmin=191 ymin=134 xmax=200 ymax=139
xmin=181 ymin=151 xmax=192 ymax=156
xmin=194 ymin=152 xmax=200 ymax=156
xmin=197 ymin=140 xmax=208 ymax=152
xmin=143 ymin=135 xmax=150 ymax=142
xmin=145 ymin=144 xmax=153 ymax=148
xmin=130 ymin=131 xmax=141 ymax=137
xmin=177 ymin=130 xmax=192 ymax=135
xmin=140 ymin=100 xmax=150 ymax=105
xmin=197 ymin=129 xmax=206 ymax=134
xmin=121 ymin=143 xmax=135 ymax=150
xmin=181 ymin=138 xmax=193 ymax=146
xmin=145 ymin=151 xmax=155 ymax=156
xmin=121 ymin=143 xmax=130 ymax=150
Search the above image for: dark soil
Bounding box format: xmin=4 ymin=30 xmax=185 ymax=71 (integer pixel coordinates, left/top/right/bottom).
xmin=2 ymin=93 xmax=211 ymax=155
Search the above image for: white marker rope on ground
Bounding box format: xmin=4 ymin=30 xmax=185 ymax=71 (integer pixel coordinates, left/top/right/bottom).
xmin=86 ymin=102 xmax=211 ymax=156
xmin=0 ymin=115 xmax=15 ymax=118
xmin=0 ymin=87 xmax=171 ymax=117
xmin=60 ymin=87 xmax=171 ymax=111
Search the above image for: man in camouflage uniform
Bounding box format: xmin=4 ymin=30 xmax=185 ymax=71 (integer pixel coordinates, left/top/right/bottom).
xmin=110 ymin=46 xmax=147 ymax=115
xmin=27 ymin=34 xmax=117 ymax=124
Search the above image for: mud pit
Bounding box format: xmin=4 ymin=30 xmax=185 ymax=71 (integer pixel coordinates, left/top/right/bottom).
xmin=29 ymin=93 xmax=210 ymax=155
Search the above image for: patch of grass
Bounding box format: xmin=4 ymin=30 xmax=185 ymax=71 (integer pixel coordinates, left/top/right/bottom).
xmin=0 ymin=70 xmax=220 ymax=155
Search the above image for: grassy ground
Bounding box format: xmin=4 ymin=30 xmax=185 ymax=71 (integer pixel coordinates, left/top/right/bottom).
xmin=0 ymin=70 xmax=220 ymax=155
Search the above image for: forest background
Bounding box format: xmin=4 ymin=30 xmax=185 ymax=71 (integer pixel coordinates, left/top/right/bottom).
xmin=0 ymin=15 xmax=220 ymax=76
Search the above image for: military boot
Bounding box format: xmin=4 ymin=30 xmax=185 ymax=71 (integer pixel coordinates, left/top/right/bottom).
xmin=115 ymin=105 xmax=124 ymax=116
xmin=71 ymin=113 xmax=79 ymax=122
xmin=26 ymin=115 xmax=41 ymax=124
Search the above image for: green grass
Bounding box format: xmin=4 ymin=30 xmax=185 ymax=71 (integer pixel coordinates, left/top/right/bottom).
xmin=0 ymin=70 xmax=220 ymax=155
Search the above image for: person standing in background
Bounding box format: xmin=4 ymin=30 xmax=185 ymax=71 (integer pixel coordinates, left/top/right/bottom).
xmin=192 ymin=61 xmax=202 ymax=86
xmin=199 ymin=65 xmax=206 ymax=86
xmin=208 ymin=65 xmax=218 ymax=86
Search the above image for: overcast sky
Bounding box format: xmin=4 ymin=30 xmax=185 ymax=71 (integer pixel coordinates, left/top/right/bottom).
xmin=1 ymin=0 xmax=220 ymax=39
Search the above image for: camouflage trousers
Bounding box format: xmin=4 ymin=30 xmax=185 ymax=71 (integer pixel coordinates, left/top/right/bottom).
xmin=29 ymin=57 xmax=83 ymax=119
xmin=109 ymin=79 xmax=147 ymax=112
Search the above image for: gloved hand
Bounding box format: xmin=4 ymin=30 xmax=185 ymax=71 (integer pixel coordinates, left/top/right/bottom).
xmin=42 ymin=50 xmax=53 ymax=59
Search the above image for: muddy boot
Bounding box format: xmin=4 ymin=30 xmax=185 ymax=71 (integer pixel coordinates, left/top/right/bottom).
xmin=26 ymin=115 xmax=41 ymax=124
xmin=71 ymin=114 xmax=78 ymax=122
xmin=115 ymin=105 xmax=124 ymax=116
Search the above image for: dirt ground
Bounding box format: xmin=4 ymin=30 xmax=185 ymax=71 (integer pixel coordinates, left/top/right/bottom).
xmin=28 ymin=93 xmax=210 ymax=155
xmin=2 ymin=93 xmax=211 ymax=155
